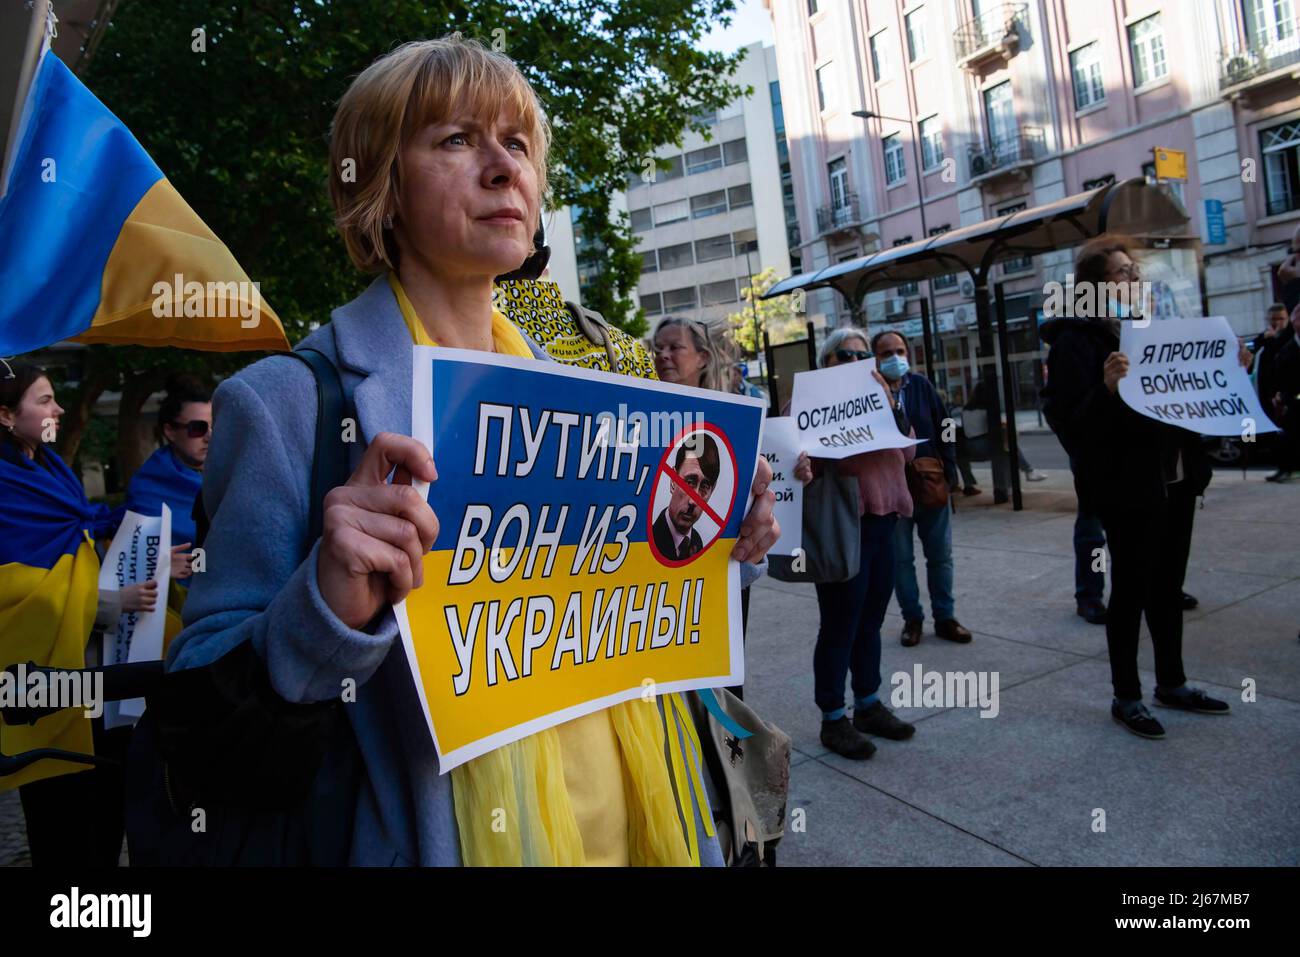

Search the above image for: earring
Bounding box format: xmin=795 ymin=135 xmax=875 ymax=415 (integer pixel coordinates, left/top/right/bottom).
xmin=383 ymin=214 xmax=394 ymax=230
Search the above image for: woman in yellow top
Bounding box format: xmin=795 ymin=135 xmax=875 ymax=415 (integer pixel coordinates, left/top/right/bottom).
xmin=167 ymin=34 xmax=778 ymax=866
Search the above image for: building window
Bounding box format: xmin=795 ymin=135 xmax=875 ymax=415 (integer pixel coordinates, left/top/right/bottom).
xmin=691 ymin=190 xmax=728 ymax=219
xmin=640 ymin=249 xmax=658 ymax=273
xmin=816 ymin=63 xmax=834 ymax=111
xmin=656 ymin=154 xmax=685 ymax=181
xmin=630 ymin=207 xmax=653 ymax=232
xmin=658 ymin=242 xmax=695 ymax=271
xmin=828 ymin=157 xmax=850 ymax=209
xmin=807 ymin=0 xmax=819 ymax=14
xmin=869 ymin=30 xmax=891 ymax=82
xmin=996 ymin=202 xmax=1032 ymax=273
xmin=691 ymin=108 xmax=718 ymax=126
xmin=1245 ymin=0 xmax=1296 ymax=48
xmin=919 ymin=115 xmax=944 ymax=171
xmin=905 ymin=7 xmax=929 ymax=63
xmin=1128 ymin=14 xmax=1168 ymax=88
xmin=984 ymin=81 xmax=1016 ymax=151
xmin=663 ymin=287 xmax=698 ymax=311
xmin=1070 ymin=42 xmax=1105 ymax=109
xmin=883 ymin=134 xmax=906 ymax=185
xmin=1259 ymin=119 xmax=1300 ymax=215
xmin=641 ymin=293 xmax=662 ymax=316
xmin=727 ymin=184 xmax=753 ymax=209
xmin=686 ymin=145 xmax=723 ymax=175
xmin=733 ymin=228 xmax=759 ymax=254
xmin=695 ymin=234 xmax=732 ymax=263
xmin=701 ymin=279 xmax=739 ymax=306
xmin=723 ymin=138 xmax=748 ymax=165
xmin=929 ymin=225 xmax=956 ymax=288
xmin=653 ymin=199 xmax=689 ymax=226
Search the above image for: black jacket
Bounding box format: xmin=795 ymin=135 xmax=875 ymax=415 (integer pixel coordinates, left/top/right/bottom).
xmin=1276 ymin=335 xmax=1300 ymax=414
xmin=652 ymin=507 xmax=703 ymax=560
xmin=1039 ymin=316 xmax=1211 ymax=511
xmin=896 ymin=372 xmax=957 ymax=486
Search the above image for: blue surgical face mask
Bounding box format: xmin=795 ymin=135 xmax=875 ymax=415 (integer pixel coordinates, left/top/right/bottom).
xmin=879 ymin=355 xmax=909 ymax=381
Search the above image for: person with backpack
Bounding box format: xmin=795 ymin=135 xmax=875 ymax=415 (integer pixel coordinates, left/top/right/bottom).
xmin=163 ymin=35 xmax=778 ymax=866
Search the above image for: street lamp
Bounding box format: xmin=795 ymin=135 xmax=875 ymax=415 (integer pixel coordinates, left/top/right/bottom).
xmin=853 ymin=108 xmax=936 ymax=376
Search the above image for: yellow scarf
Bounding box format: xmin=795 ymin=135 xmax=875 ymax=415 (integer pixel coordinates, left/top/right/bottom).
xmin=388 ymin=273 xmax=714 ymax=866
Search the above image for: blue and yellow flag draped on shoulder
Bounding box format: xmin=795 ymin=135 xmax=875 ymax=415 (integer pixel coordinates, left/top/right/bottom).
xmin=0 ymin=44 xmax=289 ymax=354
xmin=0 ymin=444 xmax=122 ymax=789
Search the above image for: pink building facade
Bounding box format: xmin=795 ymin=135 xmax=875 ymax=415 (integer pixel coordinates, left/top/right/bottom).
xmin=767 ymin=0 xmax=1300 ymax=407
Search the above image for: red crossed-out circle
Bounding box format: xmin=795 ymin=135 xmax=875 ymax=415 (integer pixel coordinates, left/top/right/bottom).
xmin=646 ymin=421 xmax=739 ymax=568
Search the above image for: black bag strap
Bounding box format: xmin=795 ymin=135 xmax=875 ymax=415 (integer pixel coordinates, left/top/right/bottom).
xmin=283 ymin=346 xmax=356 ymax=545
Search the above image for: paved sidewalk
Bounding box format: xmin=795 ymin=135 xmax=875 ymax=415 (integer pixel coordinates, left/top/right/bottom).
xmin=753 ymin=467 xmax=1300 ymax=866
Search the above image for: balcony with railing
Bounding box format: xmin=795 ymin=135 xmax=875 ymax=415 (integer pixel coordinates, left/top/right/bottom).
xmin=1219 ymin=32 xmax=1300 ymax=92
xmin=817 ymin=192 xmax=862 ymax=235
xmin=954 ymin=2 xmax=1028 ymax=70
xmin=967 ymin=128 xmax=1045 ymax=183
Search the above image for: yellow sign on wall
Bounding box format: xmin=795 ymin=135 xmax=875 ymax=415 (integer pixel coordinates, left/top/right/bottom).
xmin=1153 ymin=148 xmax=1187 ymax=181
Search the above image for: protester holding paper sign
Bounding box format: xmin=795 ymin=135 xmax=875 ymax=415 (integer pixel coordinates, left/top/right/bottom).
xmin=1040 ymin=235 xmax=1232 ymax=739
xmin=790 ymin=328 xmax=918 ymax=760
xmin=168 ymin=36 xmax=776 ymax=867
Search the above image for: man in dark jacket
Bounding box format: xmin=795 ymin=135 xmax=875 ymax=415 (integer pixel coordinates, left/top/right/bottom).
xmin=872 ymin=332 xmax=972 ymax=646
xmin=1039 ymin=234 xmax=1228 ymax=739
xmin=1269 ymin=304 xmax=1300 ymax=483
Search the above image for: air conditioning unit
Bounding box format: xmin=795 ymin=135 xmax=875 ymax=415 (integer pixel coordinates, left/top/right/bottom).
xmin=885 ymin=296 xmax=906 ymax=317
xmin=970 ymin=154 xmax=989 ymax=176
xmin=952 ymin=304 xmax=971 ymax=327
xmin=959 ymin=277 xmax=976 ymax=299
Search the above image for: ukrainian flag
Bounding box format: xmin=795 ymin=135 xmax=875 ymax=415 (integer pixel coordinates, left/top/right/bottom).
xmin=0 ymin=45 xmax=289 ymax=354
xmin=0 ymin=445 xmax=121 ymax=789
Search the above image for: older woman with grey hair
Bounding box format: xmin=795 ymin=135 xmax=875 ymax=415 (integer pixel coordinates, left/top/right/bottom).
xmin=652 ymin=316 xmax=734 ymax=391
xmin=792 ymin=325 xmax=918 ymax=759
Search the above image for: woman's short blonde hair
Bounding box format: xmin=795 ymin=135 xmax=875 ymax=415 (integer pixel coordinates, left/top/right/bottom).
xmin=652 ymin=316 xmax=737 ymax=392
xmin=328 ymin=34 xmax=551 ymax=273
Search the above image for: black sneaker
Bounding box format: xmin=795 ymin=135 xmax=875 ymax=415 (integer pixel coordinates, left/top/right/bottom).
xmin=820 ymin=716 xmax=877 ymax=759
xmin=1265 ymin=470 xmax=1293 ymax=483
xmin=853 ymin=700 xmax=916 ymax=740
xmin=1111 ymin=700 xmax=1166 ymax=739
xmin=1181 ymin=592 xmax=1199 ymax=610
xmin=1154 ymin=686 xmax=1230 ymax=714
xmin=1076 ymin=599 xmax=1107 ymax=624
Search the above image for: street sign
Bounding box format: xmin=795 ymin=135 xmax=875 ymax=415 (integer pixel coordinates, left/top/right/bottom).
xmin=1153 ymin=147 xmax=1187 ymax=181
xmin=1204 ymin=198 xmax=1226 ymax=244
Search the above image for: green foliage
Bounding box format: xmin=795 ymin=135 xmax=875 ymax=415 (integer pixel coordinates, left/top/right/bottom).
xmin=727 ymin=267 xmax=805 ymax=356
xmin=85 ymin=0 xmax=748 ymax=336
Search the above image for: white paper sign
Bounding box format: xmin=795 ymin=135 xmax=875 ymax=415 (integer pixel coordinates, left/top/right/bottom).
xmin=790 ymin=361 xmax=921 ymax=459
xmin=1119 ymin=316 xmax=1279 ymax=438
xmin=97 ymin=505 xmax=171 ymax=728
xmin=759 ymin=417 xmax=803 ymax=557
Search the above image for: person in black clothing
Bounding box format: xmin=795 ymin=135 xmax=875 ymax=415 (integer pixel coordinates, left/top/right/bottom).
xmin=1040 ymin=234 xmax=1231 ymax=738
xmin=1269 ymin=304 xmax=1300 ymax=483
xmin=1277 ymin=223 xmax=1300 ymax=315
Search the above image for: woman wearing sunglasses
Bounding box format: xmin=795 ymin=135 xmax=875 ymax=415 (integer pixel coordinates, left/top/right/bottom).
xmin=124 ymin=374 xmax=210 ymax=582
xmin=791 ymin=327 xmax=918 ymax=760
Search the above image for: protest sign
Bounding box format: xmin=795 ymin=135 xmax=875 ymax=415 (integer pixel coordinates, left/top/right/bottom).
xmin=1119 ymin=316 xmax=1279 ymax=437
xmin=397 ymin=347 xmax=765 ymax=772
xmin=758 ymin=416 xmax=802 ymax=557
xmin=97 ymin=505 xmax=171 ymax=728
xmin=790 ymin=360 xmax=921 ymax=459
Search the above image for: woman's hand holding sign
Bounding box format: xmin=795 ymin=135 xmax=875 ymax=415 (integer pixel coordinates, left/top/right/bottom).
xmin=732 ymin=454 xmax=779 ymax=564
xmin=318 ymin=432 xmax=440 ymax=630
xmin=1104 ymin=351 xmax=1129 ymax=394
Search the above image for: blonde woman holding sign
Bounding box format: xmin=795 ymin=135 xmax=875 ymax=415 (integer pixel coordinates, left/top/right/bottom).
xmin=165 ymin=35 xmax=777 ymax=866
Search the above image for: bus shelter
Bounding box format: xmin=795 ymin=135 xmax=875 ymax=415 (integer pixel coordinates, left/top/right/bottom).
xmin=761 ymin=177 xmax=1196 ymax=510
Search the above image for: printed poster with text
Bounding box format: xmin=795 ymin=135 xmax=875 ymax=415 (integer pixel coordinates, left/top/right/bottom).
xmin=397 ymin=347 xmax=765 ymax=772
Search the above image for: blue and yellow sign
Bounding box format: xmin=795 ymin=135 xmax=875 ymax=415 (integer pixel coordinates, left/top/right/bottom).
xmin=397 ymin=347 xmax=765 ymax=771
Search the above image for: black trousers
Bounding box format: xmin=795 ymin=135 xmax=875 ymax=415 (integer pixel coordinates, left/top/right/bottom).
xmin=18 ymin=723 xmax=131 ymax=867
xmin=1097 ymin=483 xmax=1195 ymax=701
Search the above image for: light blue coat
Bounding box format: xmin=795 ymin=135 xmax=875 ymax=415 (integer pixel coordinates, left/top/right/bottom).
xmin=168 ymin=276 xmax=727 ymax=866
